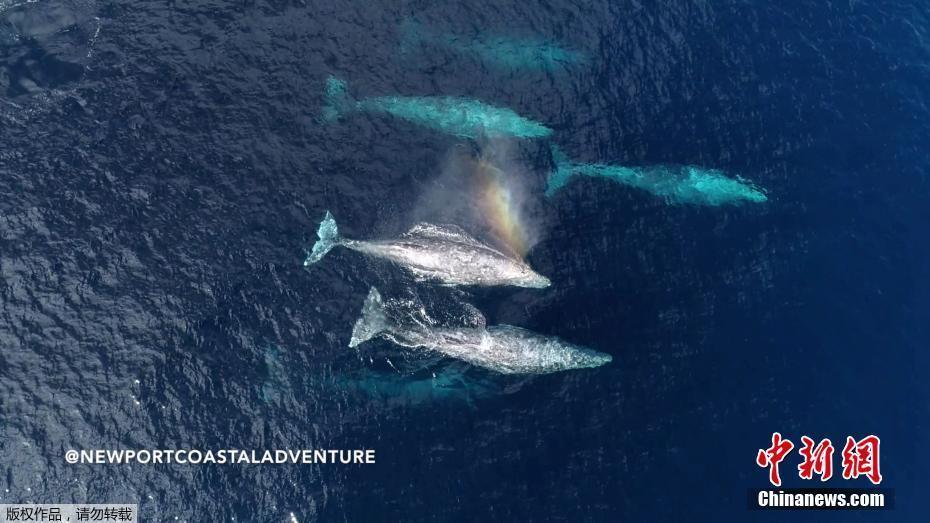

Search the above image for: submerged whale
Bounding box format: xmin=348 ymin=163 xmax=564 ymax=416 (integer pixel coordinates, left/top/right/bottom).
xmin=400 ymin=19 xmax=586 ymax=73
xmin=334 ymin=365 xmax=503 ymax=406
xmin=322 ymin=76 xmax=552 ymax=139
xmin=350 ymin=288 xmax=611 ymax=375
xmin=547 ymin=146 xmax=767 ymax=206
xmin=304 ymin=211 xmax=551 ymax=288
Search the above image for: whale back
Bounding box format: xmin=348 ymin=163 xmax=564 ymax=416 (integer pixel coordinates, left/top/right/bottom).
xmin=402 ymin=223 xmax=487 ymax=248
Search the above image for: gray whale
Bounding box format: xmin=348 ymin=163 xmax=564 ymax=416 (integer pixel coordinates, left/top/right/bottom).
xmin=350 ymin=288 xmax=611 ymax=375
xmin=304 ymin=211 xmax=550 ymax=288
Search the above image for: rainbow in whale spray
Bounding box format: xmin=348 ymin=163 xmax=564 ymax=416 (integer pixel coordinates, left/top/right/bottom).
xmin=473 ymin=158 xmax=532 ymax=258
xmin=409 ymin=142 xmax=541 ymax=261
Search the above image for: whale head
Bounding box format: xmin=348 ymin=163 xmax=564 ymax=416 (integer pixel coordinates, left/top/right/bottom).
xmin=509 ymin=263 xmax=551 ymax=288
xmin=576 ymin=349 xmax=612 ymax=369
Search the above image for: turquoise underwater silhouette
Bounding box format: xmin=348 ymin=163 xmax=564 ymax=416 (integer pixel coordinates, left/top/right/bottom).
xmin=400 ymin=18 xmax=586 ymax=73
xmin=322 ymin=76 xmax=552 ymax=139
xmin=547 ymin=146 xmax=767 ymax=206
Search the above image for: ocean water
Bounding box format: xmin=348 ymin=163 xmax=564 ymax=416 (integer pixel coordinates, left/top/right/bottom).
xmin=1 ymin=0 xmax=928 ymax=521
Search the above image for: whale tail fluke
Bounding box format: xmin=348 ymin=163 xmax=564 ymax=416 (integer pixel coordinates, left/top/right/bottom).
xmin=545 ymin=145 xmax=575 ymax=197
xmin=322 ymin=76 xmax=355 ymax=121
xmin=304 ymin=211 xmax=341 ymax=266
xmin=350 ymin=287 xmax=391 ymax=348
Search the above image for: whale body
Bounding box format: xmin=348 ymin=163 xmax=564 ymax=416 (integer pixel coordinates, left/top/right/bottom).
xmin=400 ymin=19 xmax=586 ymax=73
xmin=304 ymin=211 xmax=550 ymax=288
xmin=333 ymin=366 xmax=500 ymax=406
xmin=322 ymin=76 xmax=552 ymax=139
xmin=547 ymin=146 xmax=767 ymax=206
xmin=350 ymin=288 xmax=611 ymax=375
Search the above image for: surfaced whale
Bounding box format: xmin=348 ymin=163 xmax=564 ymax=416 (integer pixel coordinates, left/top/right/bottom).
xmin=304 ymin=211 xmax=551 ymax=288
xmin=322 ymin=76 xmax=552 ymax=139
xmin=350 ymin=288 xmax=611 ymax=375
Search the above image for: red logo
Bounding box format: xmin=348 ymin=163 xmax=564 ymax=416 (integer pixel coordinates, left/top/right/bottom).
xmin=757 ymin=433 xmax=882 ymax=486
xmin=756 ymin=432 xmax=794 ymax=486
xmin=797 ymin=436 xmax=834 ymax=481
xmin=841 ymin=435 xmax=883 ymax=485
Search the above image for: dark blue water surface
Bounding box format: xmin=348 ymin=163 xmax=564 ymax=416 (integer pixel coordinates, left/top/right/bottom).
xmin=2 ymin=0 xmax=929 ymax=521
